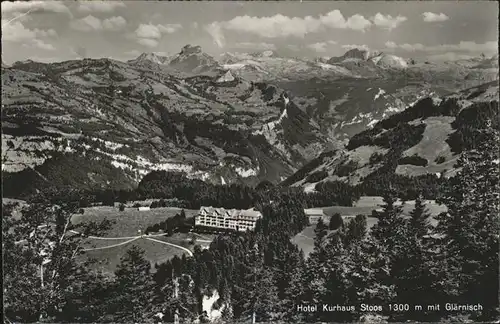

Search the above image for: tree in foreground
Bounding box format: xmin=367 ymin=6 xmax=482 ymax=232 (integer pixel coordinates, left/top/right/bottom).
xmin=434 ymin=128 xmax=500 ymax=321
xmin=3 ymin=188 xmax=113 ymax=323
xmin=391 ymin=194 xmax=440 ymax=322
xmin=107 ymin=245 xmax=155 ymax=323
xmin=367 ymin=190 xmax=406 ymax=317
xmin=344 ymin=214 xmax=368 ymax=245
xmin=328 ymin=212 xmax=344 ymax=230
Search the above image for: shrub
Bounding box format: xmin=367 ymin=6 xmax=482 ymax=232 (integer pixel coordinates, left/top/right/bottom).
xmin=336 ymin=160 xmax=358 ymax=177
xmin=306 ymin=170 xmax=328 ymax=183
xmin=435 ymin=156 xmax=446 ymax=164
xmin=398 ymin=154 xmax=428 ymax=167
xmin=329 ymin=213 xmax=344 ymax=230
xmin=159 ymin=199 xmax=167 ymax=207
xmin=78 ymin=208 xmax=85 ymax=214
xmin=119 ymin=203 xmax=125 ymax=212
xmin=133 ymin=203 xmax=141 ymax=208
xmin=369 ymin=152 xmax=384 ymax=165
xmin=255 ymin=180 xmax=274 ymax=191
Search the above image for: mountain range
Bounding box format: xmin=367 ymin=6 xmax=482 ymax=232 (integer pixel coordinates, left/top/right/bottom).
xmin=283 ymin=80 xmax=499 ymax=193
xmin=2 ymin=45 xmax=498 ymax=197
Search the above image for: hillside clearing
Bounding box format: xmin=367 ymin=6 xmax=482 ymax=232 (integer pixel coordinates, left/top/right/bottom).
xmin=294 ymin=196 xmax=447 ymax=257
xmin=71 ymin=206 xmax=198 ymax=237
xmin=397 ymin=116 xmax=457 ymax=177
xmin=80 ymin=237 xmax=190 ymax=276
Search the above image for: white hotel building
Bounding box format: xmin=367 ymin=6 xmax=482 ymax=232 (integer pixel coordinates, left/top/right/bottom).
xmin=195 ymin=206 xmax=263 ymax=232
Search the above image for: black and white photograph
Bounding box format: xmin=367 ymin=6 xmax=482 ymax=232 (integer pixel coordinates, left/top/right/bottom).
xmin=2 ymin=0 xmax=499 ymax=323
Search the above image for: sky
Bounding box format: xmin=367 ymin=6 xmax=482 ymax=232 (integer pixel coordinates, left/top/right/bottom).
xmin=1 ymin=1 xmax=498 ymax=64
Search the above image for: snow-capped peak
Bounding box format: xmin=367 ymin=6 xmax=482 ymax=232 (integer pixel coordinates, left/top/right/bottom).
xmin=130 ymin=52 xmax=170 ymax=65
xmin=261 ymin=50 xmax=274 ymax=57
xmin=180 ymin=44 xmax=203 ymax=55
xmin=216 ymin=70 xmax=235 ymax=83
xmin=374 ymin=88 xmax=386 ymax=101
xmin=370 ymin=53 xmax=408 ymax=69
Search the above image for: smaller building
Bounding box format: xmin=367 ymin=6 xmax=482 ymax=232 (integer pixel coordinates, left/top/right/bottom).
xmin=138 ymin=206 xmax=150 ymax=211
xmin=304 ymin=208 xmax=326 ymax=225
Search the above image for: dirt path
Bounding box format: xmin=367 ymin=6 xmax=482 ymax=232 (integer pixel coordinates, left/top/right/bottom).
xmin=144 ymin=237 xmax=194 ymax=257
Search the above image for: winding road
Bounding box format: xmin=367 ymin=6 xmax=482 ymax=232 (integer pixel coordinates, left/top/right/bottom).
xmin=69 ymin=229 xmax=196 ymax=256
xmin=15 ymin=228 xmax=207 ymax=258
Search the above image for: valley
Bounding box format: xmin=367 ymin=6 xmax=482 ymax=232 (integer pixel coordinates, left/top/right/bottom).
xmin=2 ymin=3 xmax=498 ymax=321
xmin=2 ymin=46 xmax=497 ymax=198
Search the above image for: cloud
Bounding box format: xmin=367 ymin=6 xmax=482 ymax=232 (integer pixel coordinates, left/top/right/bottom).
xmin=125 ymin=50 xmax=142 ymax=57
xmin=136 ymin=24 xmax=161 ymax=39
xmin=385 ymin=40 xmax=498 ymax=54
xmin=30 ymin=39 xmax=55 ymax=51
xmin=205 ymin=10 xmax=377 ymax=47
xmin=320 ymin=11 xmax=371 ymax=31
xmin=70 ymin=15 xmax=126 ymax=32
xmin=371 ymin=13 xmax=407 ymax=30
xmin=422 ymin=12 xmax=449 ymax=22
xmin=234 ymin=42 xmax=277 ymax=51
xmin=205 ymin=22 xmax=226 ymax=47
xmin=134 ymin=23 xmax=181 ymax=47
xmin=427 ymin=52 xmax=475 ymax=61
xmin=2 ymin=20 xmax=36 ymax=41
xmin=2 ymin=20 xmax=55 ymax=51
xmin=433 ymin=41 xmax=498 ymax=53
xmin=137 ymin=38 xmax=159 ymax=48
xmin=70 ymin=15 xmax=102 ymax=31
xmin=135 ymin=23 xmax=182 ymax=38
xmin=1 ymin=1 xmax=70 ymax=15
xmin=158 ymin=24 xmax=182 ymax=34
xmin=34 ymin=28 xmax=58 ymax=37
xmin=73 ymin=46 xmax=88 ymax=58
xmin=2 ymin=20 xmax=56 ymax=45
xmin=307 ymin=40 xmax=337 ymax=53
xmin=341 ymin=44 xmax=370 ymax=51
xmin=385 ymin=41 xmax=425 ymax=51
xmin=102 ymin=16 xmax=127 ymax=31
xmin=77 ymin=1 xmax=125 ymax=13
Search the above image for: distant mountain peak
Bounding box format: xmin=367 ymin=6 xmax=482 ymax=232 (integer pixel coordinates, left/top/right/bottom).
xmin=344 ymin=48 xmax=371 ymax=60
xmin=248 ymin=50 xmax=280 ymax=59
xmin=370 ymin=53 xmax=408 ymax=69
xmin=180 ymin=44 xmax=203 ymax=55
xmin=327 ymin=48 xmax=380 ymax=64
xmin=169 ymin=44 xmax=220 ymax=75
xmin=216 ymin=70 xmax=235 ymax=83
xmin=129 ymin=52 xmax=170 ymax=65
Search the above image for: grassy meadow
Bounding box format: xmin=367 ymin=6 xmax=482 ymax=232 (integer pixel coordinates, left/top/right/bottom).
xmin=72 ymin=206 xmax=205 ymax=275
xmin=294 ymin=196 xmax=447 ymax=257
xmin=71 ymin=206 xmax=199 ymax=237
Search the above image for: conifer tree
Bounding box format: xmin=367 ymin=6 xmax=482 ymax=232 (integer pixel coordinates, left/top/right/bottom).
xmin=232 ymin=242 xmax=279 ymax=322
xmin=302 ymin=218 xmax=329 ymax=310
xmin=329 ymin=212 xmax=344 ymax=230
xmin=434 ymin=128 xmax=500 ymax=321
xmin=109 ymin=245 xmax=155 ymax=323
xmin=344 ymin=214 xmax=368 ymax=245
xmin=338 ymin=237 xmax=381 ymax=321
xmin=3 ymin=189 xmax=112 ymax=323
xmin=320 ymin=230 xmax=351 ymax=322
xmin=391 ymin=194 xmax=439 ymax=321
xmin=409 ymin=194 xmax=432 ymax=238
xmin=283 ymin=250 xmax=307 ymax=321
xmin=368 ymin=190 xmax=406 ymax=315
